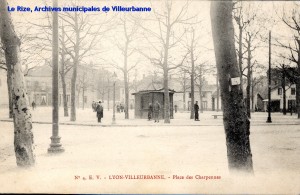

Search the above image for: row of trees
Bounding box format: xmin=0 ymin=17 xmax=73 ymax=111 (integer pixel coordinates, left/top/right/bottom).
xmin=2 ymin=0 xmax=299 ymax=173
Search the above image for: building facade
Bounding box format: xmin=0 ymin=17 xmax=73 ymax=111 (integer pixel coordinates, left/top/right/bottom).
xmin=262 ymin=84 xmax=296 ymax=112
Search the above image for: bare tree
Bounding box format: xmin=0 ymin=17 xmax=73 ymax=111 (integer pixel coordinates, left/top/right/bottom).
xmin=233 ymin=1 xmax=255 ymax=89
xmin=77 ymin=63 xmax=96 ymax=110
xmin=140 ymin=0 xmax=194 ymax=123
xmin=211 ymin=0 xmax=253 ymax=173
xmin=0 ymin=0 xmax=35 ymax=166
xmin=110 ymin=14 xmax=140 ymax=119
xmin=275 ymin=3 xmax=300 ymax=118
xmin=60 ymin=10 xmax=109 ymax=121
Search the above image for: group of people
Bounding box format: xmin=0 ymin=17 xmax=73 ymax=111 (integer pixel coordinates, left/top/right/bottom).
xmin=147 ymin=101 xmax=161 ymax=123
xmin=147 ymin=101 xmax=200 ymax=122
xmin=116 ymin=104 xmax=124 ymax=113
xmin=92 ymin=101 xmax=104 ymax=123
xmin=92 ymin=100 xmax=199 ymax=123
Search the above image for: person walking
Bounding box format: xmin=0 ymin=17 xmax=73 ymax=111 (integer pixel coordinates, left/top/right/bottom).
xmin=31 ymin=101 xmax=36 ymax=110
xmin=148 ymin=103 xmax=153 ymax=121
xmin=153 ymin=100 xmax=161 ymax=123
xmin=96 ymin=101 xmax=104 ymax=123
xmin=194 ymin=101 xmax=200 ymax=121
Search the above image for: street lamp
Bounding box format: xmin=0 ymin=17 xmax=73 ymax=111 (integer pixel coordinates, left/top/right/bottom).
xmin=112 ymin=72 xmax=117 ymax=124
xmin=267 ymin=30 xmax=272 ymax=123
xmin=48 ymin=0 xmax=64 ymax=153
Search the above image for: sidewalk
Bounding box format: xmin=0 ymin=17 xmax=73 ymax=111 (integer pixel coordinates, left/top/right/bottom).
xmin=1 ymin=107 xmax=300 ymax=126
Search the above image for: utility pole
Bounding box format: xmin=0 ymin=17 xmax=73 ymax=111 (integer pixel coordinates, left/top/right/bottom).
xmin=267 ymin=31 xmax=272 ymax=123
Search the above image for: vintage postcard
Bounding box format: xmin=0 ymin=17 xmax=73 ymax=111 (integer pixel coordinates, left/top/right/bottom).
xmin=0 ymin=0 xmax=299 ymax=194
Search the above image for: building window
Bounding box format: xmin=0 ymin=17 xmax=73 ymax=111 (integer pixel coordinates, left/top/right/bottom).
xmin=291 ymin=88 xmax=296 ymax=95
xmin=278 ymin=88 xmax=282 ymax=95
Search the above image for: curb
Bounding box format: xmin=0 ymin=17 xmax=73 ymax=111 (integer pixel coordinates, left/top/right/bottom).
xmin=1 ymin=119 xmax=300 ymax=127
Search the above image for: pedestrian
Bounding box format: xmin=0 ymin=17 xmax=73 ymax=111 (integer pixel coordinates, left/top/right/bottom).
xmin=194 ymin=101 xmax=200 ymax=121
xmin=96 ymin=101 xmax=104 ymax=123
xmin=174 ymin=104 xmax=178 ymax=113
xmin=148 ymin=103 xmax=153 ymax=121
xmin=117 ymin=104 xmax=120 ymax=113
xmin=32 ymin=101 xmax=36 ymax=110
xmin=92 ymin=101 xmax=96 ymax=112
xmin=153 ymin=100 xmax=161 ymax=123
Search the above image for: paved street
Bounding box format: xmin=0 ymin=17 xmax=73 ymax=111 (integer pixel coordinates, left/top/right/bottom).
xmin=0 ymin=107 xmax=300 ymax=193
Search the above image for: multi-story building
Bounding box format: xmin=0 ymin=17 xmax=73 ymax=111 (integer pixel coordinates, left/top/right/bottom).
xmin=25 ymin=64 xmax=97 ymax=108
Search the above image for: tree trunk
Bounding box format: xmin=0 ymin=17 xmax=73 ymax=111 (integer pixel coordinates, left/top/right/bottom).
xmin=163 ymin=67 xmax=170 ymax=123
xmin=61 ymin=74 xmax=68 ymax=117
xmin=82 ymin=87 xmax=85 ymax=110
xmin=60 ymin=25 xmax=69 ymax=117
xmin=0 ymin=0 xmax=35 ymax=166
xmin=216 ymin=73 xmax=220 ymax=112
xmin=238 ymin=26 xmax=243 ymax=91
xmin=70 ymin=13 xmax=79 ymax=121
xmin=246 ymin=37 xmax=251 ymax=118
xmin=124 ymin=43 xmax=129 ymax=119
xmin=199 ymin=65 xmax=203 ymax=113
xmin=7 ymin=63 xmax=13 ymax=118
xmin=251 ymin=73 xmax=254 ymax=112
xmin=163 ymin=27 xmax=171 ymax=123
xmin=190 ymin=50 xmax=195 ymax=119
xmin=107 ymin=78 xmax=110 ymax=111
xmin=297 ymin=40 xmax=300 ymax=118
xmin=183 ymin=72 xmax=187 ymax=111
xmin=199 ymin=84 xmax=203 ymax=113
xmin=282 ymin=66 xmax=286 ymax=115
xmin=211 ymin=0 xmax=253 ymax=173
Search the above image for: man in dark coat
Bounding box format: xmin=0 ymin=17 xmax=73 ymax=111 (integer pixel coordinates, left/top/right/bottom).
xmin=148 ymin=103 xmax=153 ymax=121
xmin=96 ymin=101 xmax=104 ymax=123
xmin=153 ymin=101 xmax=161 ymax=123
xmin=194 ymin=101 xmax=200 ymax=121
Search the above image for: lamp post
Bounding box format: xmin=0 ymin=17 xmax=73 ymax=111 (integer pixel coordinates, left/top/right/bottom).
xmin=112 ymin=72 xmax=117 ymax=124
xmin=48 ymin=0 xmax=64 ymax=153
xmin=267 ymin=31 xmax=272 ymax=123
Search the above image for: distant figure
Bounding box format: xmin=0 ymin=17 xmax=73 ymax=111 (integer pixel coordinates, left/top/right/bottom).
xmin=32 ymin=101 xmax=36 ymax=110
xmin=120 ymin=104 xmax=124 ymax=112
xmin=148 ymin=103 xmax=153 ymax=121
xmin=174 ymin=105 xmax=178 ymax=113
xmin=194 ymin=101 xmax=199 ymax=121
xmin=92 ymin=101 xmax=97 ymax=112
xmin=117 ymin=104 xmax=120 ymax=113
xmin=153 ymin=101 xmax=161 ymax=123
xmin=96 ymin=101 xmax=104 ymax=123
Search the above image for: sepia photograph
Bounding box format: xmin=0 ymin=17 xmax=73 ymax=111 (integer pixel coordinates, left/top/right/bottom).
xmin=0 ymin=0 xmax=299 ymax=194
